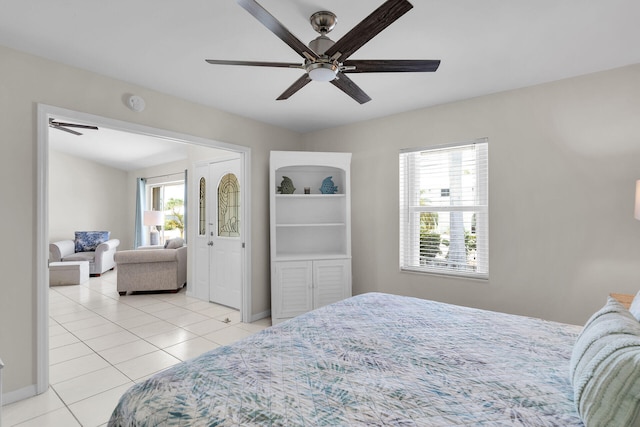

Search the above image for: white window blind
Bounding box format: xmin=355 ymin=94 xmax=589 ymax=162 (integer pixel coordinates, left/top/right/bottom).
xmin=400 ymin=139 xmax=488 ymax=279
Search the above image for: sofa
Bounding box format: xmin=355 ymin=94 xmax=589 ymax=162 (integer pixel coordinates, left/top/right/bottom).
xmin=114 ymin=238 xmax=187 ymax=295
xmin=49 ymin=231 xmax=120 ymax=276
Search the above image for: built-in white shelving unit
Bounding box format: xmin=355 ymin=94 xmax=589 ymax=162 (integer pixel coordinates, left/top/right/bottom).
xmin=270 ymin=151 xmax=352 ymax=324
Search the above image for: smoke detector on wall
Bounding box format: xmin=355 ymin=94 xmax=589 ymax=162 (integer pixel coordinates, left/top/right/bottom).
xmin=127 ymin=95 xmax=146 ymax=112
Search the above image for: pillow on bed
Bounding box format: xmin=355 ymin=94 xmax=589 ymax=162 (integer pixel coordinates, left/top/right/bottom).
xmin=629 ymin=290 xmax=640 ymax=321
xmin=571 ymin=296 xmax=640 ymax=425
xmin=569 ymin=297 xmax=638 ymax=382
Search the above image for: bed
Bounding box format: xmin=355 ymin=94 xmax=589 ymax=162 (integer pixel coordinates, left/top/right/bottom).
xmin=108 ymin=292 xmax=596 ymax=426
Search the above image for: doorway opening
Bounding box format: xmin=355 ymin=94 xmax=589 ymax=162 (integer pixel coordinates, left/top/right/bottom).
xmin=36 ymin=104 xmax=252 ymax=394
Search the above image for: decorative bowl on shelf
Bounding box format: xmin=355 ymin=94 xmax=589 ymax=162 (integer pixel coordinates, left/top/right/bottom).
xmin=319 ymin=176 xmax=338 ymax=194
xmin=277 ymin=176 xmax=296 ymax=194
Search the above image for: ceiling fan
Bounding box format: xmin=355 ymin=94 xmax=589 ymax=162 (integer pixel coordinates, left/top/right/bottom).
xmin=49 ymin=118 xmax=98 ymax=136
xmin=205 ymin=0 xmax=440 ymax=104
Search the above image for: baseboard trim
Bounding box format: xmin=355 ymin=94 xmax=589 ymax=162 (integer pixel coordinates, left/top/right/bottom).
xmin=250 ymin=309 xmax=271 ymax=323
xmin=3 ymin=384 xmax=37 ymax=406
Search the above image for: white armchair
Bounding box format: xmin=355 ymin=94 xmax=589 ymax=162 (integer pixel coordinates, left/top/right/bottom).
xmin=49 ymin=237 xmax=120 ymax=276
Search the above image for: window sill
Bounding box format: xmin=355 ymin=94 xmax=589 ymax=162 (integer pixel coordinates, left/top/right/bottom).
xmin=400 ymin=267 xmax=489 ymax=281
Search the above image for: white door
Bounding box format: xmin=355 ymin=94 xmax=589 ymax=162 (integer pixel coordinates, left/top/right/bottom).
xmin=209 ymin=158 xmax=242 ymax=309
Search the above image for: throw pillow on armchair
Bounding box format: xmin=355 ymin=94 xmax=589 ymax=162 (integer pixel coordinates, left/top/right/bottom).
xmin=75 ymin=231 xmax=110 ymax=252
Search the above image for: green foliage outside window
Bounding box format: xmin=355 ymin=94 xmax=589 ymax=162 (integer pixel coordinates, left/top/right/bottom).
xmin=420 ymin=212 xmax=441 ymax=262
xmin=164 ymin=198 xmax=184 ymax=237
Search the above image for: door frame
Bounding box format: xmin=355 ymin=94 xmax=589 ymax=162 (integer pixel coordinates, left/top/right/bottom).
xmin=36 ymin=104 xmax=252 ymax=394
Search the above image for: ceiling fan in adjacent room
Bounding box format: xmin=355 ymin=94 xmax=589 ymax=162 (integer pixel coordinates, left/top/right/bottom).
xmin=49 ymin=118 xmax=98 ymax=136
xmin=205 ymin=0 xmax=440 ymax=104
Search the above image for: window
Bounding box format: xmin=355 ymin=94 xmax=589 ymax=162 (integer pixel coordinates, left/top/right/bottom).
xmin=147 ymin=180 xmax=185 ymax=244
xmin=400 ymin=139 xmax=488 ymax=279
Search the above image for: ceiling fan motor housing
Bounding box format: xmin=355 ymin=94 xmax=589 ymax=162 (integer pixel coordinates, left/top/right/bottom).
xmin=308 ymin=35 xmax=335 ymax=55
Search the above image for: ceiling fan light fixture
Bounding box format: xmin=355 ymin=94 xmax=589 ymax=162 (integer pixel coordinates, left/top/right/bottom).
xmin=307 ymin=62 xmax=338 ymax=82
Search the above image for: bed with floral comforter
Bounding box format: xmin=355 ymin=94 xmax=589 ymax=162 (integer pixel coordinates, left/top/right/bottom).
xmin=108 ymin=292 xmax=583 ymax=426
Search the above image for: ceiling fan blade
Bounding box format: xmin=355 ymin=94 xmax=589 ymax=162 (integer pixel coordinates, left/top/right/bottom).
xmin=331 ymin=72 xmax=372 ymax=104
xmin=342 ymin=59 xmax=440 ymax=73
xmin=276 ymin=74 xmax=311 ymax=100
xmin=205 ymin=59 xmax=303 ymax=69
xmin=50 ymin=121 xmax=99 ymax=131
xmin=236 ymin=0 xmax=318 ymax=60
xmin=324 ymin=0 xmax=413 ymax=61
xmin=50 ymin=125 xmax=83 ymax=136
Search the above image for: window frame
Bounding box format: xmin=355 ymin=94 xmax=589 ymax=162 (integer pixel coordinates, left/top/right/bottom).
xmin=399 ymin=138 xmax=489 ymax=280
xmin=146 ymin=178 xmax=186 ymax=244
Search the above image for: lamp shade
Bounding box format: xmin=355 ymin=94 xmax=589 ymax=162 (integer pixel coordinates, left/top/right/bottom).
xmin=144 ymin=210 xmax=164 ymax=226
xmin=635 ymin=180 xmax=640 ymax=220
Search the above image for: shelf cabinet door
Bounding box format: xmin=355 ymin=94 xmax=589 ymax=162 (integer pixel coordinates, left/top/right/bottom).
xmin=313 ymin=259 xmax=351 ymax=310
xmin=273 ymin=261 xmax=313 ymax=319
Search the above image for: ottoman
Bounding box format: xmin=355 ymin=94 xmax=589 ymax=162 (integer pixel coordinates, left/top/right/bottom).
xmin=49 ymin=261 xmax=90 ymax=286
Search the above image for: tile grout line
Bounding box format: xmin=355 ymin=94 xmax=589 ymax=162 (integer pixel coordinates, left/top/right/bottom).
xmin=48 ymin=278 xmax=241 ymax=409
xmin=10 ymin=274 xmax=269 ymax=427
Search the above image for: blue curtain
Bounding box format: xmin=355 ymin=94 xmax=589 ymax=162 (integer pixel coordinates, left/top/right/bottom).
xmin=134 ymin=178 xmax=146 ymax=248
xmin=183 ymin=169 xmax=188 ymax=244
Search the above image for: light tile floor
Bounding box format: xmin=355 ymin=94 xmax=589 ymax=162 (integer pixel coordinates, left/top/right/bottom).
xmin=2 ymin=271 xmax=271 ymax=427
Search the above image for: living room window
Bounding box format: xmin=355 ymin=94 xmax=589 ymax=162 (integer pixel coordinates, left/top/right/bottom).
xmin=147 ymin=179 xmax=186 ymax=244
xmin=399 ymin=138 xmax=489 ymax=279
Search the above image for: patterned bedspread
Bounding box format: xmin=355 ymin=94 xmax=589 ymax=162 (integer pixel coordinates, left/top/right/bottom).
xmin=108 ymin=293 xmax=583 ymax=426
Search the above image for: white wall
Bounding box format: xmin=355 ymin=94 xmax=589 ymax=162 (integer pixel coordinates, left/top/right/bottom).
xmin=303 ymin=64 xmax=640 ymax=326
xmin=0 ymin=44 xmax=300 ymax=399
xmin=49 ymin=150 xmax=129 ymax=245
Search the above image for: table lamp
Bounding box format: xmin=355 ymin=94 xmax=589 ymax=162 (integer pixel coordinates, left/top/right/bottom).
xmin=144 ymin=210 xmax=164 ymax=245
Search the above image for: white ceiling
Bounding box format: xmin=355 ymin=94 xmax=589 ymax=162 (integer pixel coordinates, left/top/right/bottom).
xmin=2 ymin=0 xmax=640 ymax=134
xmin=48 ymin=121 xmax=190 ymax=171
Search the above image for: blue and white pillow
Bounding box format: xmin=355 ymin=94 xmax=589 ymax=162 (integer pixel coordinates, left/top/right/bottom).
xmin=75 ymin=231 xmax=110 ymax=252
xmin=571 ymin=297 xmax=640 ymax=426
